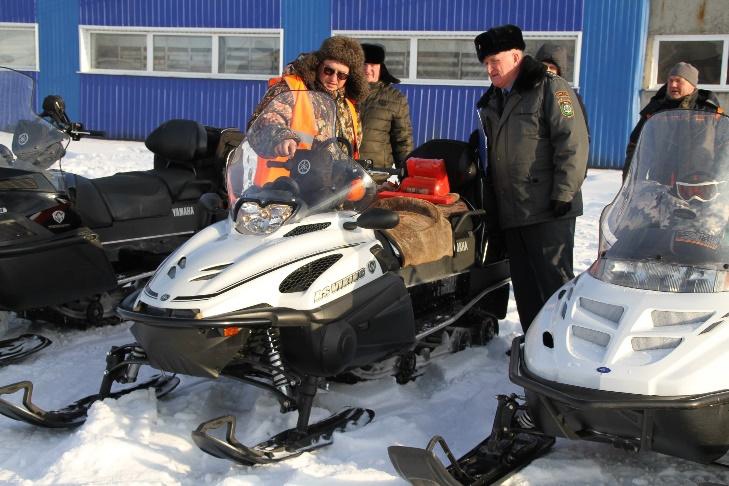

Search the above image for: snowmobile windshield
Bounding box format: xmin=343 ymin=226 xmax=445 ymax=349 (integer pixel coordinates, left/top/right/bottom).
xmin=0 ymin=67 xmax=69 ymax=174
xmin=593 ymin=109 xmax=729 ymax=292
xmin=225 ymin=90 xmax=376 ymax=235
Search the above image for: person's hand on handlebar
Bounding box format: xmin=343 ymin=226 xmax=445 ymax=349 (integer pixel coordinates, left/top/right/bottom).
xmin=274 ymin=139 xmax=298 ymax=158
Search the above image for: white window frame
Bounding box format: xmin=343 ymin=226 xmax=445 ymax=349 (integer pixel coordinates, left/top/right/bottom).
xmin=79 ymin=25 xmax=283 ymax=80
xmin=334 ymin=30 xmax=582 ymax=87
xmin=651 ymin=34 xmax=729 ymax=91
xmin=0 ymin=22 xmax=39 ymax=71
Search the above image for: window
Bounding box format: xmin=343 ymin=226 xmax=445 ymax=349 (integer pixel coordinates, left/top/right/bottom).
xmin=339 ymin=31 xmax=581 ymax=86
xmin=652 ymin=35 xmax=729 ymax=88
xmin=0 ymin=23 xmax=38 ymax=71
xmin=80 ymin=27 xmax=282 ymax=79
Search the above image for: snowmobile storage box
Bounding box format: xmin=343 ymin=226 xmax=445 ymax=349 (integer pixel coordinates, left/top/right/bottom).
xmin=0 ymin=215 xmax=117 ymax=310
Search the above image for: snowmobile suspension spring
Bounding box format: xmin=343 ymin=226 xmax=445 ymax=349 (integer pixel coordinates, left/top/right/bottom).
xmin=264 ymin=328 xmax=290 ymax=390
xmin=122 ymin=345 xmax=146 ymax=383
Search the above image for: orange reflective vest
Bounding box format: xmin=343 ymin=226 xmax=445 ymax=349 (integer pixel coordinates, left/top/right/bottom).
xmin=253 ymin=75 xmax=360 ymax=186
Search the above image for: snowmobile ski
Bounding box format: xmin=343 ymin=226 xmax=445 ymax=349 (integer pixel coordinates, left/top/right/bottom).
xmin=389 ymin=394 xmax=555 ymax=485
xmin=389 ymin=433 xmax=554 ymax=485
xmin=0 ymin=334 xmax=52 ymax=366
xmin=0 ymin=374 xmax=179 ymax=428
xmin=192 ymin=407 xmax=375 ymax=466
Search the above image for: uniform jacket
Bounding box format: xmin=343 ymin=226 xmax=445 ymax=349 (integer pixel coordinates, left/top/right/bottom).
xmin=623 ymin=84 xmax=721 ymax=179
xmin=476 ymin=55 xmax=589 ymax=230
xmin=359 ymin=81 xmax=414 ymax=169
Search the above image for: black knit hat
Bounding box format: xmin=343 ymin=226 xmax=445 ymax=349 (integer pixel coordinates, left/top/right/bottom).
xmin=535 ymin=43 xmax=568 ymax=76
xmin=474 ymin=24 xmax=526 ymax=62
xmin=361 ymin=43 xmax=400 ymax=84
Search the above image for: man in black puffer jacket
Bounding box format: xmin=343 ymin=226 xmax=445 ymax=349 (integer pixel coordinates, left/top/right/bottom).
xmin=623 ymin=62 xmax=721 ymax=180
xmin=359 ymin=43 xmax=413 ymax=171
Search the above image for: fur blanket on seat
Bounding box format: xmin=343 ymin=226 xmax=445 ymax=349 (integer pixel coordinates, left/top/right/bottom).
xmin=374 ymin=197 xmax=453 ymax=267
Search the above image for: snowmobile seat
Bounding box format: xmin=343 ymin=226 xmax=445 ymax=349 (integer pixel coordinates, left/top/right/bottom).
xmin=65 ymin=173 xmax=113 ymax=228
xmin=90 ymin=172 xmax=172 ymax=222
xmin=373 ymin=196 xmax=453 ymax=267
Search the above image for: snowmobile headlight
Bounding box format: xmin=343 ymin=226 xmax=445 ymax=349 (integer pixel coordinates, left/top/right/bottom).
xmin=589 ymin=257 xmax=729 ymax=293
xmin=234 ymin=202 xmax=293 ymax=235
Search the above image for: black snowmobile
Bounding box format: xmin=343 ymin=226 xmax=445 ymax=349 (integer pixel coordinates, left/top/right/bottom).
xmin=388 ymin=109 xmax=729 ymax=484
xmin=0 ymin=66 xmax=241 ymax=364
xmin=0 ymin=90 xmax=509 ymax=466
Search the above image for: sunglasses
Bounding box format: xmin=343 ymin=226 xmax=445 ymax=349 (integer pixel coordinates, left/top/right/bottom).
xmin=322 ymin=66 xmax=349 ymax=81
xmin=676 ymin=180 xmax=725 ymax=202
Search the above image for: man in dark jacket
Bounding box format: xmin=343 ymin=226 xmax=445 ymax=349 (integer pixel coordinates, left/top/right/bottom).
xmin=535 ymin=42 xmax=590 ymax=141
xmin=359 ymin=43 xmax=414 ymax=170
xmin=623 ymin=61 xmax=721 ymax=180
xmin=475 ymin=25 xmax=589 ymax=332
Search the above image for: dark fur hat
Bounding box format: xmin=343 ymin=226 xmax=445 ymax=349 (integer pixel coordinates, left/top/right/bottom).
xmin=288 ymin=36 xmax=369 ymax=103
xmin=474 ymin=24 xmax=526 ymax=62
xmin=362 ymin=43 xmax=401 ymax=84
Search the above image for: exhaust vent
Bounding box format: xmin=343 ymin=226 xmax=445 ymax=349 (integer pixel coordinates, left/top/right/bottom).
xmin=284 ymin=223 xmax=331 ymax=237
xmin=279 ymin=254 xmax=342 ymax=293
xmin=631 ymin=336 xmax=682 ymax=351
xmin=572 ymin=326 xmax=610 ymax=347
xmin=189 ymin=262 xmax=233 ymax=282
xmin=651 ymin=310 xmax=712 ymax=328
xmin=579 ymin=298 xmax=624 ymax=325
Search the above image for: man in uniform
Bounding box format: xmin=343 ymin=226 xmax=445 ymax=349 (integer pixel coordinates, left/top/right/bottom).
xmin=474 ymin=24 xmax=589 ymax=332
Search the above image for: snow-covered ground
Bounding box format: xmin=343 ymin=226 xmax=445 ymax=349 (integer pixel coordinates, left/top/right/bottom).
xmin=1 ymin=138 xmax=729 ymax=485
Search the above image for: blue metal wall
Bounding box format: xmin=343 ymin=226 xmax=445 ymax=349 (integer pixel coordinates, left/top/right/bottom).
xmin=38 ymin=0 xmax=81 ymax=120
xmin=334 ymin=0 xmax=582 ymax=31
xmin=77 ymin=0 xmax=280 ymax=139
xmin=581 ymin=0 xmax=648 ymax=169
xmin=0 ymin=0 xmax=36 ymax=22
xmin=282 ymin=0 xmax=331 ymax=64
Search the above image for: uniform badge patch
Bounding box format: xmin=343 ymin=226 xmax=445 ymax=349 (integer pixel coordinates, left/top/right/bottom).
xmin=555 ymin=90 xmax=575 ymax=118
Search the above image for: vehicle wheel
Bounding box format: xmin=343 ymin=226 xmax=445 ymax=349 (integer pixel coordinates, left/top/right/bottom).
xmin=470 ymin=316 xmax=499 ymax=346
xmin=449 ymin=327 xmax=471 ymax=353
xmin=86 ymin=300 xmax=105 ymax=325
xmin=395 ymin=351 xmax=417 ymax=384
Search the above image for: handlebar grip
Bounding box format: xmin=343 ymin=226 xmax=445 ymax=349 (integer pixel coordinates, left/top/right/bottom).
xmin=88 ymin=130 xmax=106 ymax=137
xmin=266 ymin=160 xmax=288 ymax=168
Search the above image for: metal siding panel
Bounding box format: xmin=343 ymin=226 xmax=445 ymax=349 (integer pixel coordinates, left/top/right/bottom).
xmin=37 ymin=0 xmax=80 ymax=118
xmin=282 ymin=0 xmax=330 ymax=65
xmin=79 ymin=0 xmax=280 ymax=28
xmin=581 ymin=0 xmax=648 ymax=169
xmin=0 ymin=0 xmax=36 ymax=22
xmin=333 ymin=0 xmax=581 ymax=31
xmin=80 ymin=75 xmax=266 ymax=139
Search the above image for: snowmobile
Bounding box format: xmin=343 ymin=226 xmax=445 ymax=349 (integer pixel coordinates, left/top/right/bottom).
xmin=389 ymin=108 xmax=729 ymax=484
xmin=0 ymin=90 xmax=509 ymax=465
xmin=0 ymin=66 xmax=241 ymax=364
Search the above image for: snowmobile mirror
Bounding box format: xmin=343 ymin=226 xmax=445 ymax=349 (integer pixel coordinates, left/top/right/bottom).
xmin=344 ymin=207 xmax=399 ymax=230
xmin=41 ymin=95 xmax=70 ymax=127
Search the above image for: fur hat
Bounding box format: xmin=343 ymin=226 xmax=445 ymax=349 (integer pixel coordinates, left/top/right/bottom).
xmin=362 ymin=43 xmax=401 ymax=84
xmin=535 ymin=43 xmax=568 ymax=76
xmin=474 ymin=24 xmax=526 ymax=62
xmin=289 ymin=36 xmax=368 ymax=103
xmin=668 ymin=62 xmax=699 ymax=87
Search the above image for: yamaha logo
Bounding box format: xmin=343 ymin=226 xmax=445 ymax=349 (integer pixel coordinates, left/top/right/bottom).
xmin=17 ymin=133 xmax=29 ymax=146
xmin=172 ymin=206 xmax=195 ymax=217
xmin=297 ymin=159 xmax=311 ymax=175
xmin=161 ymin=294 xmax=170 ymax=301
xmin=596 ymin=367 xmax=611 ymax=374
xmin=455 ymin=239 xmax=469 ymax=253
xmin=52 ymin=210 xmax=65 ymax=223
xmin=367 ymin=260 xmax=377 ymax=273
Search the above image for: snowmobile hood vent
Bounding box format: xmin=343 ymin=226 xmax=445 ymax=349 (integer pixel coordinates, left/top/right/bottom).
xmin=578 ymin=298 xmax=624 ymax=327
xmin=279 ymin=254 xmax=343 ymax=293
xmin=651 ymin=310 xmax=713 ymax=328
xmin=190 ymin=263 xmax=234 ymax=282
xmin=283 ymin=223 xmax=331 ymax=237
xmin=631 ymin=336 xmax=682 ymax=351
xmin=571 ymin=325 xmax=610 ymax=347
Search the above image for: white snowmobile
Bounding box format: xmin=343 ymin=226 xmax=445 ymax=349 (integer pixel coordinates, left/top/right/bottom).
xmin=389 ymin=108 xmax=729 ymax=484
xmin=0 ymin=90 xmax=509 ymax=465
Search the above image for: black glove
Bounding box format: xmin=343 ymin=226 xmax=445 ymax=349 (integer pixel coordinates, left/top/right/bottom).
xmin=551 ymin=199 xmax=572 ymax=217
